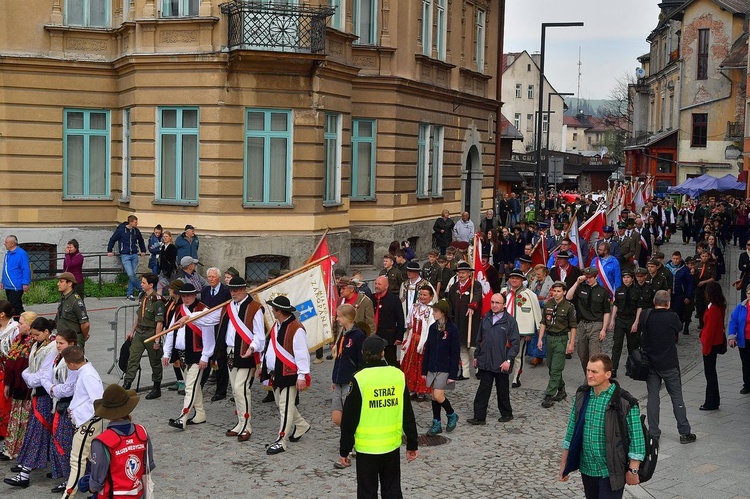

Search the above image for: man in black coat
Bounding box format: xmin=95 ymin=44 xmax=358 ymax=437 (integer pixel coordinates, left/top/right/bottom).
xmin=372 ymin=276 xmax=405 ymax=367
xmin=739 ymin=243 xmax=750 ymax=302
xmin=200 ymin=267 xmax=232 ymax=400
xmin=447 ymin=261 xmax=483 ymax=380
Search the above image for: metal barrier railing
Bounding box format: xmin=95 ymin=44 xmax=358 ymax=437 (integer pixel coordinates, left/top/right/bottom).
xmin=107 ymin=303 xmax=139 ymax=377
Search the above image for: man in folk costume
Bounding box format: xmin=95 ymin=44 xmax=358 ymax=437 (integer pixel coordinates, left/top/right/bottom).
xmin=518 ymin=255 xmax=534 ymax=283
xmin=502 ymin=270 xmax=542 ymax=388
xmin=590 ymin=241 xmax=621 ymax=301
xmin=162 ymin=282 xmax=219 ymax=430
xmin=550 ymin=250 xmax=582 ymax=290
xmin=447 ymin=261 xmax=482 ymax=380
xmin=261 ymin=296 xmax=311 ymax=455
xmin=400 ymin=261 xmax=436 ymax=326
xmin=216 ymin=276 xmax=266 ymax=442
xmin=372 ymin=276 xmax=406 ymax=367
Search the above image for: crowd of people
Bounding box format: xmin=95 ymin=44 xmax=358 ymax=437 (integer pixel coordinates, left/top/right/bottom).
xmin=0 ymin=187 xmax=749 ymax=498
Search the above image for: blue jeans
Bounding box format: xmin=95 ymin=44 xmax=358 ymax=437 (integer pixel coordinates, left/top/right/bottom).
xmin=121 ymin=253 xmax=142 ymax=296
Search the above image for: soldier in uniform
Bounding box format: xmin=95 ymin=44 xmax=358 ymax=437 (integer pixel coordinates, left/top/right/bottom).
xmin=654 ymin=251 xmax=674 ymax=292
xmin=608 ymin=270 xmax=643 ymax=377
xmin=546 ymin=223 xmax=565 ymax=253
xmin=380 ymin=254 xmax=403 ymax=296
xmin=646 ymin=258 xmax=670 ymax=292
xmin=422 ymin=249 xmax=441 ymax=291
xmin=537 ymin=281 xmax=577 ymax=408
xmin=635 ymin=267 xmax=656 ymax=310
xmin=122 ymin=273 xmax=165 ymax=400
xmin=617 ymin=221 xmax=637 ymax=272
xmin=216 ymin=276 xmax=266 ymax=442
xmin=566 ymin=267 xmax=611 ymax=374
xmin=56 ymin=272 xmax=90 ymax=349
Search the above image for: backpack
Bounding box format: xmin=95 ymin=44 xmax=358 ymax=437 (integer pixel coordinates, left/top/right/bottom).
xmin=118 ymin=338 xmax=131 ymax=373
xmin=615 ymin=388 xmax=658 ymax=483
xmin=626 ymin=309 xmax=652 ymax=381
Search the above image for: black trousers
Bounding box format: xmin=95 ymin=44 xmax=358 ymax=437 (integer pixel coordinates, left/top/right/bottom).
xmin=473 ymin=369 xmax=512 ymax=420
xmin=384 ymin=345 xmax=399 ymax=368
xmin=581 ymin=474 xmax=624 ymax=499
xmin=740 ymin=346 xmax=750 ymax=391
xmin=356 ymin=449 xmax=402 ymax=499
xmin=703 ymin=352 xmax=720 ymax=409
xmin=200 ymin=352 xmax=229 ymax=397
xmin=5 ymin=289 xmax=24 ymax=315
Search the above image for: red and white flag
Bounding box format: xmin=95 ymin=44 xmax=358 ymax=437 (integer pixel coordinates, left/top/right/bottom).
xmin=307 ymin=233 xmax=338 ymax=332
xmin=530 ymin=235 xmax=548 ymax=267
xmin=472 ymin=234 xmax=493 ymax=315
xmin=567 ymin=216 xmax=585 ymax=269
xmin=580 ymin=210 xmax=606 ymax=265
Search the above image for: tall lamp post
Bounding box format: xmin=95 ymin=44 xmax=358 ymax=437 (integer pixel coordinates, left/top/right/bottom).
xmin=545 ymin=91 xmax=575 ymax=191
xmin=534 ymin=22 xmax=583 ymax=219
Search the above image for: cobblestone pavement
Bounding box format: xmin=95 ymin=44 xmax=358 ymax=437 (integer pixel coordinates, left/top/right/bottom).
xmin=3 ymin=239 xmax=750 ymax=498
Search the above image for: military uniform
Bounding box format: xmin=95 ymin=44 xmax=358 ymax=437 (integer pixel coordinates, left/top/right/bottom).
xmin=57 ymin=290 xmax=90 ymax=348
xmin=657 ymin=265 xmax=673 ymax=291
xmin=638 ymin=280 xmax=656 ymax=310
xmin=647 ymin=272 xmax=670 ymax=292
xmin=611 ymin=283 xmax=642 ymax=374
xmin=572 ymin=282 xmax=611 ymax=373
xmin=380 ymin=267 xmax=403 ymax=296
xmin=617 ymin=224 xmax=637 ymax=271
xmin=539 ymin=297 xmax=577 ymax=401
xmin=124 ymin=293 xmax=165 ymax=386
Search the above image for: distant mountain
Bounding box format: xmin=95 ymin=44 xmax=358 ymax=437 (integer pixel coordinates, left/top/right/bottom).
xmin=563 ymin=98 xmax=615 ymax=118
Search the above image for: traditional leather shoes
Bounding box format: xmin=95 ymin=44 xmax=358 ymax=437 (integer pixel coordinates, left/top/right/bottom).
xmin=4 ymin=475 xmax=29 ymax=487
xmin=466 ymin=418 xmax=486 ymax=425
xmin=265 ymin=442 xmax=285 ymax=455
xmin=226 ymin=430 xmax=239 ymax=437
xmin=211 ymin=394 xmax=226 ymax=402
xmin=289 ymin=425 xmax=311 ymax=442
xmin=52 ymin=482 xmax=67 ymax=493
xmin=186 ymin=417 xmax=205 ymax=425
xmin=168 ymin=418 xmax=185 ymax=430
xmin=237 ymin=431 xmax=252 ymax=442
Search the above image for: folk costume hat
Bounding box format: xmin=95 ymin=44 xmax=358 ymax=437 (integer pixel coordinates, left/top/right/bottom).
xmin=508 ymin=269 xmax=525 ymax=279
xmin=556 ymin=250 xmax=571 ymax=259
xmin=179 ymin=282 xmax=198 ymax=295
xmin=518 ymin=256 xmax=533 ymax=264
xmin=94 ymin=384 xmax=140 ymax=420
xmin=405 ymin=261 xmax=421 ymax=272
xmin=267 ymin=295 xmax=296 ymax=313
xmin=455 ymin=261 xmax=474 ymax=272
xmin=227 ymin=276 xmax=247 ymax=289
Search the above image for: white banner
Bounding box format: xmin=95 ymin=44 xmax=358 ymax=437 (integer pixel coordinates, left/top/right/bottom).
xmin=254 ymin=265 xmax=333 ymax=352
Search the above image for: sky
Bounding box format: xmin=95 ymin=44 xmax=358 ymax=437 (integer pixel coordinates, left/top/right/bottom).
xmin=504 ymin=0 xmax=662 ymax=100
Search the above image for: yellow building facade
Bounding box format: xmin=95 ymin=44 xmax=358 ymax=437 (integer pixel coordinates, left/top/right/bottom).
xmin=0 ymin=0 xmax=501 ymax=277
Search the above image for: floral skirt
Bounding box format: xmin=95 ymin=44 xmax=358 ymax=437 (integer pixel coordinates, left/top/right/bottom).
xmin=402 ymin=337 xmax=430 ymax=396
xmin=49 ymin=411 xmax=74 ymax=479
xmin=0 ymin=375 xmax=10 ymax=437
xmin=4 ymin=398 xmax=31 ymax=458
xmin=17 ymin=393 xmax=53 ymax=470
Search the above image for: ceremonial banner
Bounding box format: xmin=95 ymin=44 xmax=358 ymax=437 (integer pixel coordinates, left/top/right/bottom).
xmin=530 ymin=235 xmax=548 ymax=267
xmin=307 ymin=232 xmax=338 ymax=332
xmin=472 ymin=234 xmax=493 ymax=315
xmin=255 ymin=265 xmax=333 ymax=352
xmin=567 ymin=216 xmax=585 ymax=269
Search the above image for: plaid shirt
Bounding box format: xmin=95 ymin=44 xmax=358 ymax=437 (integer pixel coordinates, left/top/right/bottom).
xmin=562 ymin=384 xmax=646 ymax=477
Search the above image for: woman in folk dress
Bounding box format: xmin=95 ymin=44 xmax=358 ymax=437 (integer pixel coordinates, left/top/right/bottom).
xmin=0 ymin=300 xmax=19 ymax=439
xmin=401 ymin=285 xmax=436 ymax=401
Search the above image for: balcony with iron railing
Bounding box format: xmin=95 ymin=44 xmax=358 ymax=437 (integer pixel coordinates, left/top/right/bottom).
xmin=220 ymin=1 xmax=334 ymax=53
xmin=726 ymin=121 xmax=744 ymax=141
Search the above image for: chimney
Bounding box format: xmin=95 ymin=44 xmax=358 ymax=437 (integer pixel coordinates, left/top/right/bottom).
xmin=530 ymin=52 xmax=541 ymax=69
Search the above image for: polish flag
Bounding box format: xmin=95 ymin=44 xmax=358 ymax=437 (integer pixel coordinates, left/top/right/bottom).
xmin=472 ymin=234 xmax=493 ymax=315
xmin=530 ymin=234 xmax=548 ymax=267
xmin=579 ymin=210 xmax=606 ymax=242
xmin=633 ymin=182 xmax=646 ymax=211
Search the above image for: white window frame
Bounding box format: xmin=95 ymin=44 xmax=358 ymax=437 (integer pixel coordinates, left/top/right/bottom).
xmin=542 ymin=114 xmax=549 ymax=134
xmin=527 ymin=85 xmax=534 ymax=99
xmin=416 ymin=123 xmax=444 ymax=198
xmin=156 ymin=107 xmax=200 ymax=204
xmin=421 ymin=0 xmax=433 ymax=56
xmin=435 ymin=0 xmax=446 ymax=60
xmin=515 ymin=84 xmax=522 ymax=98
xmin=161 ymin=0 xmax=199 ymax=17
xmin=65 ymin=0 xmax=110 ymax=27
xmin=513 ymin=114 xmax=521 ymax=131
xmin=243 ymin=108 xmax=293 ymax=207
xmin=120 ymin=108 xmax=131 ymax=202
xmin=329 ymin=0 xmax=344 ymax=30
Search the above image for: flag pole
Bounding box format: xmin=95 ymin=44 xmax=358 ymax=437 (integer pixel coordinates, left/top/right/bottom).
xmin=307 ymin=228 xmax=331 ymax=264
xmin=466 ymin=234 xmax=478 ymax=346
xmin=144 ymin=254 xmax=337 ymax=343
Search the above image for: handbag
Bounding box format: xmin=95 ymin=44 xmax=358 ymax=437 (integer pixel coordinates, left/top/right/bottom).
xmin=118 ymin=338 xmax=131 ymax=373
xmin=715 ymin=335 xmax=728 ymax=355
xmin=626 ymin=309 xmax=652 ymax=381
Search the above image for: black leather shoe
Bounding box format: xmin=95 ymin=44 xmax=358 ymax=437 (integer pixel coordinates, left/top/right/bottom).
xmin=145 ymin=384 xmax=161 ymax=400
xmin=741 ymin=387 xmax=750 ymax=394
xmin=289 ymin=425 xmax=311 ymax=442
xmin=265 ymin=442 xmax=285 ymax=455
xmin=326 ymin=354 xmax=333 ymax=360
xmin=122 ymin=380 xmax=132 ymax=390
xmin=456 ymin=375 xmax=468 ymax=381
xmin=4 ymin=475 xmax=29 ymax=487
xmin=466 ymin=418 xmax=486 ymax=425
xmin=0 ymin=453 xmax=9 ymax=461
xmin=552 ymin=390 xmax=567 ymax=402
xmin=186 ymin=418 xmax=206 ymax=425
xmin=167 ymin=418 xmax=185 ymax=429
xmin=511 ymin=381 xmax=521 ymax=388
xmin=541 ymin=396 xmax=555 ymax=408
xmin=10 ymin=465 xmax=24 ymax=473
xmin=262 ymin=392 xmax=275 ymax=403
xmin=52 ymin=482 xmax=67 ymax=493
xmin=498 ymin=415 xmax=514 ymax=423
xmin=46 ymin=472 xmax=53 ymax=478
xmin=211 ymin=394 xmax=226 ymax=402
xmin=699 ymin=405 xmax=719 ymax=411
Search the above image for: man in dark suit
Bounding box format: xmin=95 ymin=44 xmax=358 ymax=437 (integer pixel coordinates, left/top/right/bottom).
xmin=372 ymin=276 xmax=406 ymax=367
xmin=549 ymin=251 xmax=582 ymax=290
xmin=201 ymin=266 xmax=232 ymax=400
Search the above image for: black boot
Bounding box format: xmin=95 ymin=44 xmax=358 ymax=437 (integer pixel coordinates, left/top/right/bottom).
xmin=122 ymin=380 xmax=132 ymax=390
xmin=145 ymin=382 xmax=161 ymax=400
xmin=683 ymin=322 xmax=690 ymax=335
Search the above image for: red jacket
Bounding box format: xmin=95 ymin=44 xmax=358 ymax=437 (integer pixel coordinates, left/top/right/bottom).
xmin=700 ymin=304 xmax=726 ymax=355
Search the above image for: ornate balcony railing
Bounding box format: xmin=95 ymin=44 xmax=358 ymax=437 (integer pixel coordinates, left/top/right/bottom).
xmin=220 ymin=1 xmax=334 ymax=54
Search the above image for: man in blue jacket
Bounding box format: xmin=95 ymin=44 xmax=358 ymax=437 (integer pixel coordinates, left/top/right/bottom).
xmin=728 ymin=287 xmax=750 ymax=395
xmin=665 ymin=251 xmax=694 ymax=338
xmin=175 ymin=225 xmax=199 ymax=262
xmin=107 ymin=215 xmax=146 ymax=300
xmin=1 ymin=235 xmax=31 ymax=314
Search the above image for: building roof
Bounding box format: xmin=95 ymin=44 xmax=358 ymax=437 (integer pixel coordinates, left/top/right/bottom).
xmin=501 ymin=52 xmax=524 ymax=73
xmin=668 ymin=0 xmax=750 ymax=20
xmin=720 ymin=31 xmax=749 ymax=68
xmin=500 ymin=114 xmax=524 ymax=140
xmin=563 ymin=115 xmax=587 ymax=128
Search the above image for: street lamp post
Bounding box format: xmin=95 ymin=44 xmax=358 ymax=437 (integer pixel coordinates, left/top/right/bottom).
xmin=534 ymin=22 xmax=583 ymax=219
xmin=545 ymin=91 xmax=575 ymax=192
